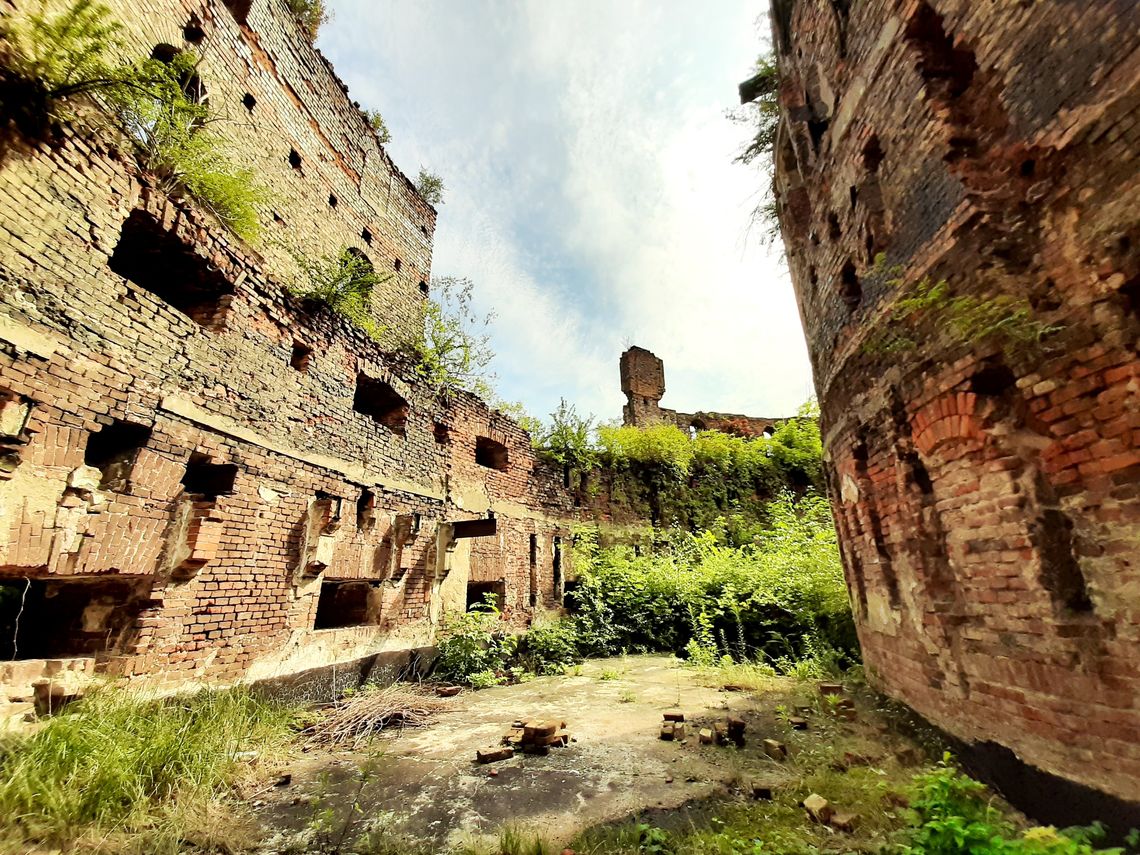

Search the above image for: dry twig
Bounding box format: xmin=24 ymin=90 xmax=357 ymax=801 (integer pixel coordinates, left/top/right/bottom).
xmin=304 ymin=684 xmax=449 ymax=749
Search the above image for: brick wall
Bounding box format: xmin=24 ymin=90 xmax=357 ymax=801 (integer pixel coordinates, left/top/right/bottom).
xmin=0 ymin=0 xmax=573 ymax=704
xmin=772 ymin=0 xmax=1140 ymax=802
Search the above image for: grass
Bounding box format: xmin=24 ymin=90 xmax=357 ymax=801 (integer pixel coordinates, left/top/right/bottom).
xmin=0 ymin=684 xmax=299 ymax=854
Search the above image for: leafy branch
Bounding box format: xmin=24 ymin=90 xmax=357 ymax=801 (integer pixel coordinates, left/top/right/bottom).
xmin=402 ymin=276 xmax=495 ymax=397
xmin=289 ymin=246 xmax=388 ymax=341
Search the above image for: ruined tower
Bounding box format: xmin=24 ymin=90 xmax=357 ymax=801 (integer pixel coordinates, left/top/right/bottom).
xmin=620 ymin=346 xmax=667 ymax=427
xmin=772 ymin=0 xmax=1140 ymax=812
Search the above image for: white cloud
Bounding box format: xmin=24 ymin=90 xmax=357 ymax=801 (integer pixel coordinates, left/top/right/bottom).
xmin=321 ymin=0 xmax=814 ymax=424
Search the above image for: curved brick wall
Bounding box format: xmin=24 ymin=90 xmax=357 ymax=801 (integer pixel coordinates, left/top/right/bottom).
xmin=773 ymin=0 xmax=1140 ymax=802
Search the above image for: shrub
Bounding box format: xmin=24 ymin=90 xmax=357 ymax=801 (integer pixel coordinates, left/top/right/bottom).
xmin=568 ymin=492 xmax=855 ymax=666
xmin=289 ymin=245 xmax=387 ymax=340
xmin=518 ymin=621 xmax=583 ymax=675
xmin=534 ymin=399 xmax=598 ymax=471
xmin=0 ymin=685 xmax=297 ymax=852
xmin=286 ymin=0 xmax=330 ymax=43
xmin=415 ymin=167 xmax=445 ymax=205
xmin=434 ymin=595 xmax=518 ymax=686
xmin=363 ymin=108 xmax=391 ymax=144
xmin=111 ymin=51 xmax=266 ymax=241
xmin=0 ymin=0 xmax=125 ymax=140
xmin=403 ymin=275 xmax=495 ymax=397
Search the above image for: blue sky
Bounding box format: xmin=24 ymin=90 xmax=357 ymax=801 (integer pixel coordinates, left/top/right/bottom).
xmin=319 ymin=1 xmax=814 ymax=425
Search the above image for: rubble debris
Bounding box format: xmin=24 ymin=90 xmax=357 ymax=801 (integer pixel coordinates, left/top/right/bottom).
xmin=726 ymin=716 xmax=746 ymax=747
xmin=503 ymin=718 xmax=572 ymax=754
xmin=436 ymin=686 xmax=462 ymax=697
xmin=714 ymin=721 xmax=729 ymax=746
xmin=802 ymin=793 xmax=834 ymax=824
xmin=477 ymin=746 xmax=514 ymax=764
xmin=789 ymin=716 xmax=808 ymax=730
xmin=750 ymin=782 xmax=773 ymax=800
xmin=763 ymin=738 xmax=788 ymax=761
xmin=660 ymin=723 xmax=676 ymax=741
xmin=698 ymin=728 xmax=714 ymax=745
xmin=305 ymin=684 xmax=447 ymax=748
xmin=663 ymin=710 xmax=685 ymax=722
xmin=831 ymin=811 xmax=859 ymax=832
xmin=819 ymin=683 xmax=844 ymax=696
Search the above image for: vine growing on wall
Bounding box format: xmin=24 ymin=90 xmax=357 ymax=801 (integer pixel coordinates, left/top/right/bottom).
xmin=863 ymin=255 xmax=1063 ymax=357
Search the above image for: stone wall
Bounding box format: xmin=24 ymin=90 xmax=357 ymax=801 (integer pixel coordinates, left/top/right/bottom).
xmin=0 ymin=0 xmax=573 ymax=718
xmin=619 ymin=346 xmax=784 ymax=436
xmin=771 ymin=0 xmax=1140 ymax=805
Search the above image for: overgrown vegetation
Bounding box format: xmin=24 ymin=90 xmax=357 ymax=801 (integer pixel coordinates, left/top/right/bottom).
xmin=363 ymin=108 xmax=391 ymax=144
xmin=0 ymin=1 xmax=266 ymax=239
xmin=289 ymin=245 xmax=388 ymax=340
xmin=0 ymin=685 xmax=297 ymax=854
xmin=864 ymin=258 xmax=1062 ymax=358
xmin=415 ymin=167 xmax=445 ymax=205
xmin=286 ymin=0 xmax=330 ymax=43
xmin=730 ymin=50 xmax=782 ymax=243
xmin=533 ymin=398 xmax=599 ymax=472
xmin=402 ymin=275 xmax=496 ymax=397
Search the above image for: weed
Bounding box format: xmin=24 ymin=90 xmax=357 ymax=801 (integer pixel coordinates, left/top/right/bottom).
xmin=415 ymin=167 xmax=445 ymax=205
xmin=599 ymin=669 xmax=621 ymax=681
xmin=289 ymin=245 xmax=388 ymax=340
xmin=362 ymin=108 xmax=390 ymax=144
xmin=286 ymin=0 xmax=330 ymax=42
xmin=618 ymin=689 xmax=637 ymax=703
xmin=0 ymin=684 xmax=297 ymax=853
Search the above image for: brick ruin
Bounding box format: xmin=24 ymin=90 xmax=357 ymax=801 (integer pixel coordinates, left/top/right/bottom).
xmin=620 ymin=346 xmax=785 ymax=438
xmin=0 ymin=0 xmax=574 ymax=717
xmin=771 ymin=0 xmax=1140 ymax=810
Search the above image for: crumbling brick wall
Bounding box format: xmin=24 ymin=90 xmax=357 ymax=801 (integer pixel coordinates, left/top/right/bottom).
xmin=619 ymin=346 xmax=784 ymax=436
xmin=772 ymin=0 xmax=1140 ymax=803
xmin=0 ymin=0 xmax=573 ymax=708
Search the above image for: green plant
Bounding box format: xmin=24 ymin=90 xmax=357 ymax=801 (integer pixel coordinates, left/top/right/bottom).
xmin=864 ymin=263 xmax=1062 ymax=358
xmin=735 ymin=52 xmax=780 ymax=168
xmin=433 ymin=594 xmax=518 ymax=687
xmin=0 ymin=0 xmax=125 ymax=139
xmin=286 ymin=0 xmax=330 ymax=43
xmin=518 ymin=620 xmax=582 ymax=675
xmin=362 ymin=108 xmax=391 ymax=144
xmin=415 ymin=167 xmax=445 ymax=205
xmin=534 ymin=398 xmax=599 ymax=471
xmin=0 ymin=684 xmax=297 ymax=853
xmin=289 ymin=245 xmax=388 ymax=340
xmin=403 ymin=275 xmax=495 ymax=397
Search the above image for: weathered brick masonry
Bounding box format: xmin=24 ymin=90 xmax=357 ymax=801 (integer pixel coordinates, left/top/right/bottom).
xmin=0 ymin=0 xmax=572 ymax=716
xmin=620 ymin=346 xmax=785 ymax=437
xmin=771 ymin=0 xmax=1140 ymax=804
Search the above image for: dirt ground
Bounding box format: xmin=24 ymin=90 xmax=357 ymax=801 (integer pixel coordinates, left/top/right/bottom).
xmin=253 ymin=656 xmax=928 ymax=853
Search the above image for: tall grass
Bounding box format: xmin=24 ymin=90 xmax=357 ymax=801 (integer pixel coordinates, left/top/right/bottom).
xmin=0 ymin=684 xmax=298 ymax=853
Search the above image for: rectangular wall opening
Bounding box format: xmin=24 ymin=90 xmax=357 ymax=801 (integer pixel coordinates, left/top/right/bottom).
xmin=353 ymin=374 xmax=408 ymax=435
xmin=552 ymin=536 xmax=563 ymax=604
xmin=466 ymin=580 xmax=504 ymax=613
xmin=182 ymin=452 xmax=238 ymax=499
xmin=0 ymin=577 xmax=152 ymax=659
xmin=314 ymin=580 xmax=377 ymax=629
xmin=475 ymin=436 xmax=509 ymax=471
xmin=84 ymin=419 xmax=152 ymax=492
xmin=109 ymin=210 xmax=233 ymax=330
xmin=290 ymin=341 xmax=313 ymax=372
xmin=529 ymin=533 xmax=538 ymax=607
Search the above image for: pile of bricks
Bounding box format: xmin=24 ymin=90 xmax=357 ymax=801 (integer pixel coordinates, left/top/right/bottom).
xmin=476 ymin=718 xmax=571 ymax=763
xmin=661 ymin=711 xmax=747 ymax=747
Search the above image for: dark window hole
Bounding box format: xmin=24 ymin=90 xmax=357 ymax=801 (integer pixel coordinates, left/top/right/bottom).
xmin=353 ymin=374 xmax=408 ymax=435
xmin=433 ymin=422 xmax=450 ymax=444
xmin=242 ymin=92 xmax=256 ymax=112
xmin=971 ymin=363 xmax=1017 ymax=397
xmin=467 ymin=580 xmax=504 ymax=612
xmin=361 ymin=227 xmax=372 ymax=245
xmin=84 ymin=420 xmax=152 ymax=491
xmin=328 ymin=194 xmax=338 ymax=208
xmin=862 ymin=135 xmax=885 ymax=173
xmin=314 ymin=580 xmax=377 ymax=629
xmin=290 ymin=341 xmax=312 ymax=372
xmin=183 ymin=15 xmax=205 ymax=44
xmin=475 ymin=436 xmax=509 ymax=471
xmin=828 ymin=212 xmax=841 ymax=241
xmin=394 ymin=258 xmax=402 ymax=272
xmin=289 ymin=148 xmax=302 ymax=170
xmin=840 ymin=260 xmax=862 ymax=309
xmin=182 ymin=452 xmax=238 ymax=499
xmin=418 ymin=280 xmax=429 ymax=295
xmin=356 ymin=489 xmax=375 ymax=531
xmin=109 ymin=210 xmax=233 ymax=329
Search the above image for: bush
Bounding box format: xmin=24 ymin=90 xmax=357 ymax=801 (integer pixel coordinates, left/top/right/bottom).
xmin=0 ymin=685 xmax=297 ymax=852
xmin=518 ymin=621 xmax=583 ymax=675
xmin=286 ymin=0 xmax=330 ymax=43
xmin=534 ymin=399 xmax=598 ymax=471
xmin=363 ymin=108 xmax=391 ymax=144
xmin=567 ymin=492 xmax=856 ymax=667
xmin=433 ymin=595 xmax=518 ymax=686
xmin=289 ymin=245 xmax=387 ymax=340
xmin=111 ymin=51 xmax=266 ymax=241
xmin=415 ymin=167 xmax=445 ymax=205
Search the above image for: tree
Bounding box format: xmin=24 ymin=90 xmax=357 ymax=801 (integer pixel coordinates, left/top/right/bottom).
xmin=404 ymin=276 xmax=495 ymax=397
xmin=362 ymin=109 xmax=390 ymax=144
xmin=535 ymin=399 xmax=598 ymax=471
xmin=415 ymin=167 xmax=445 ymax=205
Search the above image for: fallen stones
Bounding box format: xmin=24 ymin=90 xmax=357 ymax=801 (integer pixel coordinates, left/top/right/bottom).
xmin=698 ymin=727 xmax=714 ymax=745
xmin=750 ymin=782 xmax=773 ymax=800
xmin=660 ymin=723 xmax=676 ymax=741
xmin=802 ymin=793 xmax=834 ymax=824
xmin=436 ymin=686 xmax=462 ymax=697
xmin=789 ymin=716 xmax=808 ymax=730
xmin=819 ymin=682 xmax=844 ymax=696
xmin=763 ymin=738 xmax=788 ymax=761
xmin=831 ymin=811 xmax=859 ymax=832
xmin=663 ymin=710 xmax=685 ymax=722
xmin=726 ymin=717 xmax=746 ymax=747
xmin=477 ymin=746 xmax=514 ymax=764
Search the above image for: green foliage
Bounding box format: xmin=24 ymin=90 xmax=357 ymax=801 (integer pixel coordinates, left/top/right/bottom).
xmin=517 ymin=620 xmax=583 ymax=675
xmin=736 ymin=52 xmax=780 ymax=167
xmin=598 ymin=422 xmax=696 ymax=476
xmin=362 ymin=108 xmax=391 ymax=144
xmin=0 ymin=0 xmax=131 ymax=145
xmin=568 ymin=492 xmax=856 ymax=667
xmin=289 ymin=246 xmax=387 ymax=340
xmin=865 ymin=260 xmax=1062 ymax=358
xmin=899 ymin=756 xmax=1125 ymax=855
xmin=0 ymin=684 xmax=297 ymax=852
xmin=534 ymin=398 xmax=599 ymax=471
xmin=415 ymin=167 xmax=445 ymax=205
xmin=111 ymin=51 xmax=266 ymax=240
xmin=434 ymin=594 xmax=518 ymax=686
xmin=286 ymin=0 xmax=330 ymax=43
xmin=404 ymin=276 xmax=495 ymax=397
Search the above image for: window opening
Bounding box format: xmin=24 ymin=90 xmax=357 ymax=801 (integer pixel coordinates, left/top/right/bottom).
xmin=475 ymin=436 xmax=509 ymax=471
xmin=84 ymin=420 xmax=152 ymax=491
xmin=181 ymin=452 xmax=238 ymax=499
xmin=353 ymin=374 xmax=409 ymax=435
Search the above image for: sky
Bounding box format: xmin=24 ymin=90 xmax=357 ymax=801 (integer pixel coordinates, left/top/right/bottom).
xmin=319 ymin=1 xmax=814 ymax=426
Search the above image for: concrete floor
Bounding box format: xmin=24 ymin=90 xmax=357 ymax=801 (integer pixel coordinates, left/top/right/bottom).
xmin=254 ymin=656 xmax=836 ymax=851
